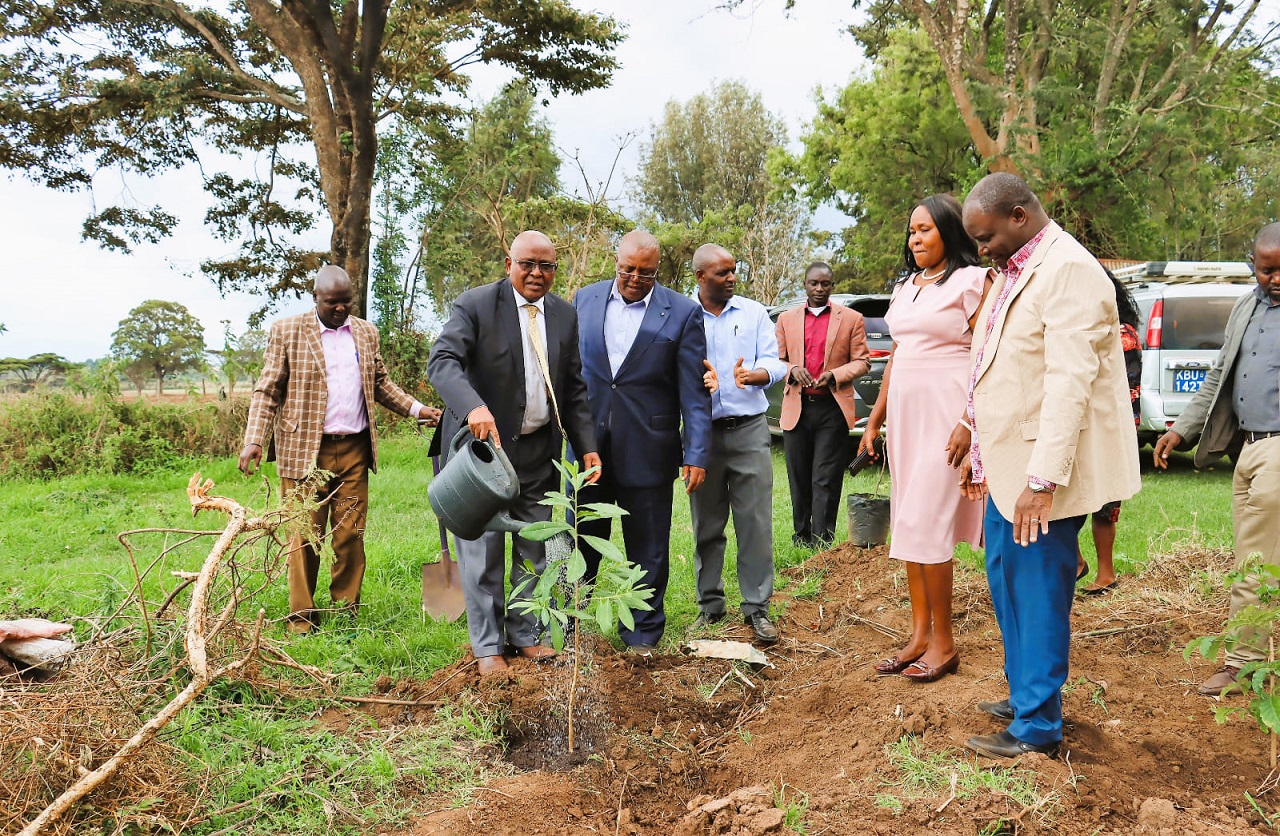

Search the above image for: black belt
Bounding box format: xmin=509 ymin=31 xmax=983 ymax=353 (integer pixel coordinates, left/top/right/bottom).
xmin=1243 ymin=430 xmax=1280 ymax=444
xmin=322 ymin=429 xmax=368 ymax=441
xmin=801 ymin=392 xmax=833 ymax=402
xmin=713 ymin=413 xmax=763 ymax=431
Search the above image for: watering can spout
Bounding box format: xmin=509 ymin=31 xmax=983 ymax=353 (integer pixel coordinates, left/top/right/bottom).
xmin=485 ymin=511 xmax=529 ymax=535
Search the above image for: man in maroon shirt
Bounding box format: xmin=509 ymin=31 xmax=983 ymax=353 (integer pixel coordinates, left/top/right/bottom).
xmin=775 ymin=263 xmax=871 ymax=547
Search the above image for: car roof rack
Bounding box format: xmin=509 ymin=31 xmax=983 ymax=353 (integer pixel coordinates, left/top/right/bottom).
xmin=1116 ymin=261 xmax=1254 ymax=284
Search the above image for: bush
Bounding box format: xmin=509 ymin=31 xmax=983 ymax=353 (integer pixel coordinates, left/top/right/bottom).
xmin=0 ymin=394 xmax=247 ymax=478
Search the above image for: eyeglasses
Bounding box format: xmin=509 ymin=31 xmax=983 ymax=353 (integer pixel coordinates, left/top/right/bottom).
xmin=514 ymin=259 xmax=559 ymax=274
xmin=617 ymin=267 xmax=659 ymax=281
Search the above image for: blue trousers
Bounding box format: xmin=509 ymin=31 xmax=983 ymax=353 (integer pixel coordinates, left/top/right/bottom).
xmin=984 ymin=504 xmax=1085 ymax=745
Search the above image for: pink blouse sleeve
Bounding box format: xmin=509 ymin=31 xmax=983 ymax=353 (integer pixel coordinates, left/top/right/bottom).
xmin=959 ymin=266 xmax=989 ymax=322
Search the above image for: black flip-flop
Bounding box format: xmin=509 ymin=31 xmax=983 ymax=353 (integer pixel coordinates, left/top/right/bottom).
xmin=1076 ymin=565 xmax=1088 ymax=582
xmin=1078 ymin=582 xmax=1117 ymax=596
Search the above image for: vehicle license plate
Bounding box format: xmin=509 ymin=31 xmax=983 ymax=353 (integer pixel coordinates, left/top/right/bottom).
xmin=1173 ymin=368 xmax=1207 ymax=393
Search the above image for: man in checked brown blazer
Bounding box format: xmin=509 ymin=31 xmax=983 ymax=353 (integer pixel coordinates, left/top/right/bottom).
xmin=239 ymin=266 xmax=441 ymax=634
xmin=776 ymin=262 xmax=871 ymax=547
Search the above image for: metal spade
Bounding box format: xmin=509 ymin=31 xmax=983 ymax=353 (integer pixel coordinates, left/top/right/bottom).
xmin=422 ymin=454 xmax=466 ymax=621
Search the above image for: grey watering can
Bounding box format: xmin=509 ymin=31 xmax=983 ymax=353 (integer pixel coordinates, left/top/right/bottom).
xmin=428 ymin=427 xmax=531 ymax=540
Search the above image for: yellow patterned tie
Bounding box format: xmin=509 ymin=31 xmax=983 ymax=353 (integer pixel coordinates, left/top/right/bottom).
xmin=524 ymin=304 xmax=564 ymax=433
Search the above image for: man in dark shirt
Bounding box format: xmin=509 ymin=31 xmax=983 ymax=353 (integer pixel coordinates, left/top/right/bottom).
xmin=1156 ymin=222 xmax=1280 ymax=696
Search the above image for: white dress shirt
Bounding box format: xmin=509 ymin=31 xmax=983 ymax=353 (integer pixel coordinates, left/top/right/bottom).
xmin=604 ymin=282 xmax=653 ymax=377
xmin=514 ymin=289 xmax=550 ymax=434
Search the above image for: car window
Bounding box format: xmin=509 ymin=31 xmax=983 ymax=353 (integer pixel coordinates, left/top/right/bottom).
xmin=843 ymin=299 xmax=892 ymax=339
xmin=861 ymin=317 xmax=891 ymax=339
xmin=1162 ymin=297 xmax=1238 ymax=350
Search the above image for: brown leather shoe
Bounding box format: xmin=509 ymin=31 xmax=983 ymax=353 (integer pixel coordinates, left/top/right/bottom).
xmin=873 ymin=653 xmax=923 ymax=676
xmin=901 ymin=653 xmax=959 ymax=683
xmin=510 ymin=644 xmax=557 ymax=661
xmin=286 ymin=618 xmax=313 ymax=636
xmin=477 ymin=655 xmax=509 ymax=675
xmin=1198 ymin=665 xmax=1243 ymax=696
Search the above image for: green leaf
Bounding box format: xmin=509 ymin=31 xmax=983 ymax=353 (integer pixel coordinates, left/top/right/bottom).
xmin=549 ymin=617 xmax=565 ymax=651
xmin=566 ymin=549 xmax=588 ymax=584
xmin=1257 ymin=694 xmax=1280 ymax=733
xmin=510 ymin=574 xmax=535 ymax=598
xmin=534 ymin=566 xmax=559 ymax=599
xmin=617 ymin=605 xmax=636 ymax=632
xmin=582 ymin=534 xmax=626 ymax=564
xmin=581 ymin=502 xmax=628 ymax=519
xmin=537 ymin=493 xmax=575 ymax=510
xmin=553 ymin=458 xmax=580 ymax=486
xmin=519 ymin=520 xmax=573 ymax=541
xmin=596 ymin=598 xmax=614 ymax=633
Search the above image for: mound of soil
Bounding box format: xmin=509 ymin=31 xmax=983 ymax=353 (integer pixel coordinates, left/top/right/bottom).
xmin=372 ymin=544 xmax=1273 ymax=835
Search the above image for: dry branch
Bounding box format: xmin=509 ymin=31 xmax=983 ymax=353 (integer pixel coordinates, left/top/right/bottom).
xmin=16 ymin=473 xmax=282 ymax=836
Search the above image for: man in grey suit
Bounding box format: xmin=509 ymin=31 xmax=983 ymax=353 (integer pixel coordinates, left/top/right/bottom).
xmin=1155 ymin=222 xmax=1280 ymax=696
xmin=428 ymin=230 xmax=600 ymax=675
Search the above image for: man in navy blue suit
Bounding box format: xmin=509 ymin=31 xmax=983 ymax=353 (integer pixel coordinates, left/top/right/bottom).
xmin=574 ymin=230 xmax=714 ymax=651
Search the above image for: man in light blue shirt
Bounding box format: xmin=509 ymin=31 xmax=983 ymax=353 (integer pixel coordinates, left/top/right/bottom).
xmin=688 ymin=243 xmax=788 ymax=644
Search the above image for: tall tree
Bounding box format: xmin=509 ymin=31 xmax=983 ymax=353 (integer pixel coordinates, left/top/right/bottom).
xmin=749 ymin=1 xmax=1279 ymax=259
xmin=791 ymin=27 xmax=982 ymax=287
xmin=1 ymin=1 xmax=623 ymax=315
xmin=637 ymin=79 xmax=787 ymax=227
xmin=635 ymin=80 xmax=811 ymax=293
xmin=214 ymin=324 xmax=267 ymax=395
xmin=397 ymin=81 xmax=630 ymax=316
xmin=111 ymin=300 xmax=207 ymax=395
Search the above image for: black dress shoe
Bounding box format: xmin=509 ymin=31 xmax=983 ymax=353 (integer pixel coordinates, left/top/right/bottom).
xmin=965 ymin=730 xmax=1059 ymax=759
xmin=745 ymin=613 xmax=779 ymax=644
xmin=977 ymin=699 xmax=1015 ymax=721
xmin=687 ymin=611 xmax=727 ymax=634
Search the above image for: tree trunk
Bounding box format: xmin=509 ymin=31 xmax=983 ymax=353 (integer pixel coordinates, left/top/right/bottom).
xmin=243 ymin=0 xmax=389 ymax=318
xmin=156 ymin=375 xmax=164 ymax=396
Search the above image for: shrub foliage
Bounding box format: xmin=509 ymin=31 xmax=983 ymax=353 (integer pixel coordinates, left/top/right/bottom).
xmin=0 ymin=394 xmax=248 ymax=478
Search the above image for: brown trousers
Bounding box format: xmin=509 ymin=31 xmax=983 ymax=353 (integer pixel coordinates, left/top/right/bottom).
xmin=280 ymin=432 xmax=371 ymax=624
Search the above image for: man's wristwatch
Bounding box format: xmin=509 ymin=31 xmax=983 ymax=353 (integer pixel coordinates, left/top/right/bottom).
xmin=1028 ymin=480 xmax=1056 ymax=493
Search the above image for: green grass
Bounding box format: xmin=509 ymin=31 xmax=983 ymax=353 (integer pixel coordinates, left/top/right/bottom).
xmin=0 ymin=431 xmax=1235 ymax=834
xmin=874 ymin=735 xmax=1052 ymax=817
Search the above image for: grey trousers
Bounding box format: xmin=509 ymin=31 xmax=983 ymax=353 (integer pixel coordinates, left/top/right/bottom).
xmin=690 ymin=414 xmax=775 ymax=618
xmin=452 ymin=428 xmax=555 ymax=658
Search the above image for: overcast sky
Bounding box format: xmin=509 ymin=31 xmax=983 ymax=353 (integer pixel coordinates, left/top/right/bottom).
xmin=1 ymin=1 xmax=865 ymax=362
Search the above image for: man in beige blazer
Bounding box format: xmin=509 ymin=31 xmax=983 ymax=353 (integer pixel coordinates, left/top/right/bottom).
xmin=958 ymin=174 xmax=1141 ymax=759
xmin=776 ymin=262 xmax=871 ymax=546
xmin=239 ymin=266 xmax=440 ymax=633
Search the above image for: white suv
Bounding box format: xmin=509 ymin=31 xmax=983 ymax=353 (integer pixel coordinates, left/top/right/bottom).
xmin=1122 ymin=262 xmax=1255 ymax=449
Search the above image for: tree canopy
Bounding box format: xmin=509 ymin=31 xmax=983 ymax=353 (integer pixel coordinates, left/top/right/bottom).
xmin=637 ymin=79 xmax=787 ymax=227
xmin=0 ymin=353 xmax=76 ymax=392
xmin=110 ymin=300 xmax=207 ymax=395
xmin=1 ymin=0 xmax=624 ymax=317
xmin=770 ymin=0 xmax=1279 ymax=266
xmin=792 ymin=27 xmax=980 ymax=288
xmin=634 ymin=80 xmax=811 ymax=300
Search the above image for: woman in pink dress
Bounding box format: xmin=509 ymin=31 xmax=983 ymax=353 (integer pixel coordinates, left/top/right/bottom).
xmin=857 ymin=193 xmax=992 ymax=683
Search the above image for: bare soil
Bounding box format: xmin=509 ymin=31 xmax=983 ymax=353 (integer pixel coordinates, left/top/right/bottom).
xmin=365 ymin=544 xmax=1272 ymax=835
